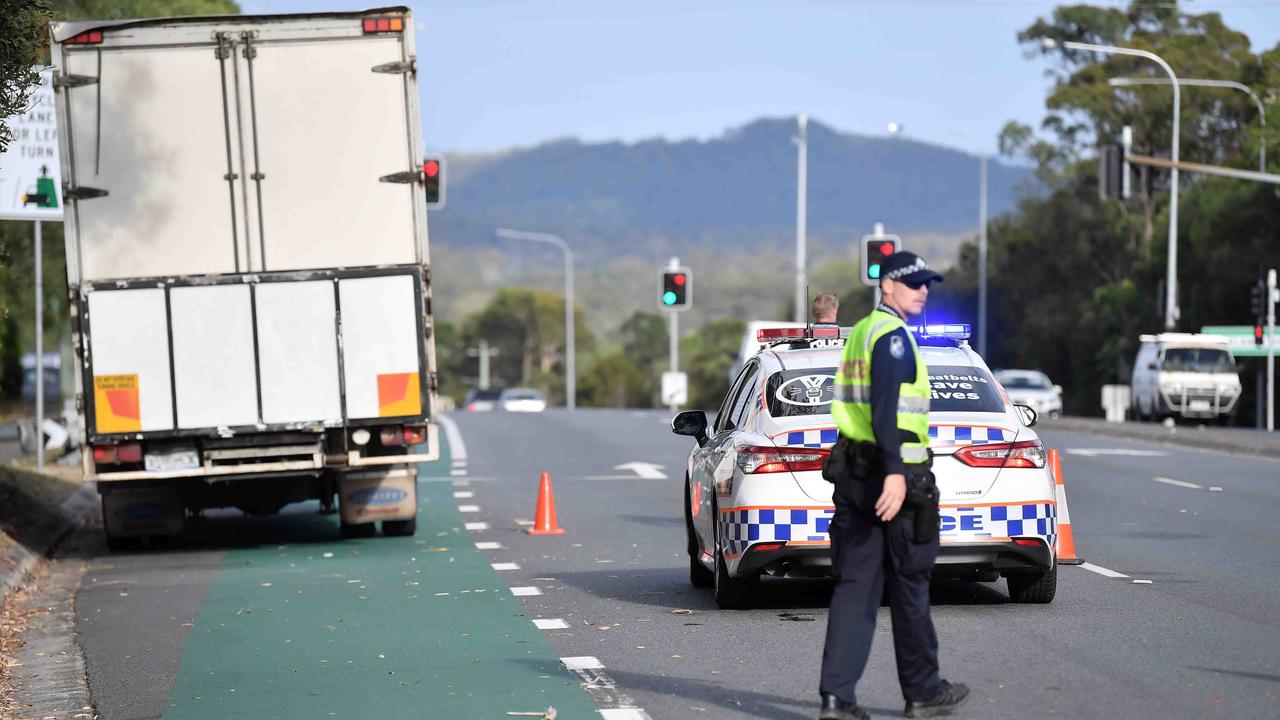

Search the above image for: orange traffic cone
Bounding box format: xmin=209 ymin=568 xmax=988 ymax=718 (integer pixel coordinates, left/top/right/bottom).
xmin=1048 ymin=449 xmax=1082 ymax=565
xmin=528 ymin=472 xmax=567 ymax=535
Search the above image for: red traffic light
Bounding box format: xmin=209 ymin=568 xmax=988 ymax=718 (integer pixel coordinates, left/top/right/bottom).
xmin=672 ymin=273 xmax=686 ymax=286
xmin=878 ymin=242 xmax=895 ymax=256
xmin=423 ymin=160 xmax=440 ymax=178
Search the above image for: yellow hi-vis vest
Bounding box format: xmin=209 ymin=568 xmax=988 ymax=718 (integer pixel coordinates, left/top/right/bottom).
xmin=832 ymin=309 xmax=932 ymax=465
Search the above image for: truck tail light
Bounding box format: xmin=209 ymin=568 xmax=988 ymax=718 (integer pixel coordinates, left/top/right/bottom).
xmin=379 ymin=427 xmax=404 ymax=446
xmin=737 ymin=446 xmax=830 ymax=474
xmin=92 ymin=442 xmax=141 ymax=465
xmin=402 ymin=425 xmax=427 ymax=445
xmin=66 ymin=30 xmax=104 ymax=45
xmin=362 ymin=17 xmax=404 ymax=33
xmin=954 ymin=440 xmax=1046 ymax=469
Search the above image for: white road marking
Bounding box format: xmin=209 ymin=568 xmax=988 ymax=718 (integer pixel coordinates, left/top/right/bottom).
xmin=464 ymin=522 xmax=489 ymax=531
xmin=1066 ymin=448 xmax=1168 ymax=457
xmin=511 ymin=586 xmax=542 ymax=597
xmin=451 ymin=469 xmax=468 ymax=476
xmin=452 ymin=459 xmax=467 ymax=467
xmin=1209 ymin=486 xmax=1224 ymax=492
xmin=492 ymin=562 xmax=520 ymax=571
xmin=453 ymin=491 xmax=474 ymax=499
xmin=474 ymin=541 xmax=503 ymax=550
xmin=1153 ymin=476 xmax=1205 ymax=490
xmin=599 ymin=711 xmax=653 ymax=720
xmin=458 ymin=505 xmax=480 ymax=513
xmin=561 ymin=656 xmax=605 ymax=670
xmin=1080 ymin=562 xmax=1129 ymax=579
xmin=439 ymin=414 xmax=467 ymax=462
xmin=1132 ymin=579 xmax=1153 ymax=584
xmin=533 ymin=618 xmax=568 ymax=630
xmin=612 ymin=461 xmax=667 ymax=480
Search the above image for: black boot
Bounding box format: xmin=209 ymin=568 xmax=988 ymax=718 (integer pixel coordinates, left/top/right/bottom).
xmin=904 ymin=680 xmax=970 ymax=718
xmin=819 ymin=693 xmax=870 ymax=720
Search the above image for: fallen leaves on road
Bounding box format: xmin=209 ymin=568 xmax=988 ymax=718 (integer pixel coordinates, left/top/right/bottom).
xmin=671 ymin=609 xmax=693 ymax=615
xmin=506 ymin=707 xmax=557 ymax=719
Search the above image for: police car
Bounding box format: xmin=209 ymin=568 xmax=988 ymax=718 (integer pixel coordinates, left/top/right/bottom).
xmin=672 ymin=324 xmax=1058 ymax=609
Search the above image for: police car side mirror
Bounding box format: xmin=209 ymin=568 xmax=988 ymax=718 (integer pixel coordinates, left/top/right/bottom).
xmin=672 ymin=410 xmax=709 ymax=446
xmin=1014 ymin=403 xmax=1038 ymax=428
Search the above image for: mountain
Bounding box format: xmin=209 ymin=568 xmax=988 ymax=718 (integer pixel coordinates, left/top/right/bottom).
xmin=430 ymin=117 xmax=1035 ymax=263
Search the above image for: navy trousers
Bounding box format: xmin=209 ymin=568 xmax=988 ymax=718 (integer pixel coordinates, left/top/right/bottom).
xmin=819 ymin=504 xmax=941 ymax=705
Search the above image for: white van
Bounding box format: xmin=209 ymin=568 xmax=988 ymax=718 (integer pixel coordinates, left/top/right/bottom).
xmin=1130 ymin=333 xmax=1241 ymax=422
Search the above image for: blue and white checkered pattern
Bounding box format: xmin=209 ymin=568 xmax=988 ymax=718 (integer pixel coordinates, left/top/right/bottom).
xmin=940 ymin=502 xmax=1057 ymax=548
xmin=720 ymin=507 xmax=835 ymax=557
xmin=783 ymin=428 xmax=839 ymax=448
xmin=928 ymin=425 xmax=1012 ymax=446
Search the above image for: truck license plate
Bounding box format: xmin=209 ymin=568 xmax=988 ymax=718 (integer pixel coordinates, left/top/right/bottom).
xmin=145 ymin=448 xmax=199 ymax=472
xmin=1188 ymin=399 xmax=1211 ymax=412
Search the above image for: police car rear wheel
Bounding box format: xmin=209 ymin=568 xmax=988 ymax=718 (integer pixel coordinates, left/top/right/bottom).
xmin=1006 ymin=565 xmax=1057 ymax=603
xmin=712 ymin=510 xmax=758 ymax=608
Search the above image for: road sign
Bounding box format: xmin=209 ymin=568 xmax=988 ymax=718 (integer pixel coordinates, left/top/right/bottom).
xmin=0 ymin=69 xmax=63 ymax=221
xmin=1200 ymin=326 xmax=1278 ymax=357
xmin=661 ymin=371 xmax=688 ymax=405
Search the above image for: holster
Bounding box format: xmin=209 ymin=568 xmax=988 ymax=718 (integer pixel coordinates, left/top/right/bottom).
xmin=822 ymin=437 xmax=879 ymax=484
xmin=903 ymin=464 xmax=940 ymax=543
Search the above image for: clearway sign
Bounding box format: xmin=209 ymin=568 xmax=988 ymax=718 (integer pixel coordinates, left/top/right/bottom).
xmin=0 ymin=69 xmax=63 ymax=221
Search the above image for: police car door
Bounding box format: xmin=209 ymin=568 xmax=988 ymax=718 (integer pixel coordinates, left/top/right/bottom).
xmin=696 ymin=361 xmax=760 ymax=548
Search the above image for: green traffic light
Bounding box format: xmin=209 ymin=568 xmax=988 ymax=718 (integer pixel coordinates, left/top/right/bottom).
xmin=868 ymin=264 xmax=881 ymax=279
xmin=663 ymin=291 xmax=678 ymax=305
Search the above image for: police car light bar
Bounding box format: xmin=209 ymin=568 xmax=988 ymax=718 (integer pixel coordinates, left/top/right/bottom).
xmin=756 ymin=325 xmax=849 ymax=343
xmin=909 ymin=324 xmax=972 ymax=340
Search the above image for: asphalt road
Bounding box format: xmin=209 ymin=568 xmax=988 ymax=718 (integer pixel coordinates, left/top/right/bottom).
xmin=14 ymin=409 xmax=1280 ymax=719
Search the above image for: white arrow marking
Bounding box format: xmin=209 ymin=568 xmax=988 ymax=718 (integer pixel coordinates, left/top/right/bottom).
xmin=613 ymin=462 xmax=667 ymax=480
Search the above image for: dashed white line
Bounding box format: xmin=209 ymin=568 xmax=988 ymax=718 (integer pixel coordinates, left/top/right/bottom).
xmin=452 ymin=459 xmax=467 ymax=467
xmin=451 ymin=469 xmax=468 ymax=476
xmin=453 ymin=491 xmax=474 ymax=499
xmin=1153 ymin=476 xmax=1204 ymax=490
xmin=1132 ymin=579 xmax=1153 ymax=585
xmin=1209 ymin=486 xmax=1224 ymax=492
xmin=475 ymin=541 xmax=503 ymax=550
xmin=561 ymin=656 xmax=604 ymax=670
xmin=464 ymin=522 xmax=489 ymax=531
xmin=558 ymin=657 xmax=651 ymax=719
xmin=533 ymin=618 xmax=568 ymax=630
xmin=599 ymin=710 xmax=653 ymax=720
xmin=511 ymin=586 xmax=542 ymax=596
xmin=491 ymin=562 xmax=520 ymax=571
xmin=1080 ymin=562 xmax=1129 ymax=579
xmin=458 ymin=505 xmax=481 ymax=513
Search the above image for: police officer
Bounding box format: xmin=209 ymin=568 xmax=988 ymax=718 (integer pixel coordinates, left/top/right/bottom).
xmin=818 ymin=251 xmax=969 ymax=720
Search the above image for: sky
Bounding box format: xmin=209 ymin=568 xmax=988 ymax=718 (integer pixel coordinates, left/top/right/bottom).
xmin=242 ymin=0 xmax=1280 ymax=157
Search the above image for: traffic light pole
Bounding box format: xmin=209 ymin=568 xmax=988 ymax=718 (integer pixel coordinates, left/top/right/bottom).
xmin=1269 ymin=269 xmax=1276 ymax=432
xmin=35 ymin=220 xmax=44 ymax=470
xmin=793 ymin=115 xmax=808 ymax=324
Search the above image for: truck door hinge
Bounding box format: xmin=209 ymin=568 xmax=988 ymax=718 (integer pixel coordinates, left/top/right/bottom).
xmin=379 ymin=169 xmax=422 ymax=184
xmin=372 ymin=59 xmax=415 ymax=75
xmin=63 ymin=184 xmax=109 ymax=200
xmin=53 ymin=73 xmax=98 ymax=89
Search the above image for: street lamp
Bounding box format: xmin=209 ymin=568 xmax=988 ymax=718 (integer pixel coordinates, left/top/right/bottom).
xmin=494 ymin=228 xmax=576 ymax=410
xmin=1043 ymin=37 xmax=1181 ymax=330
xmin=1108 ymin=77 xmax=1267 ymax=172
xmin=792 ymin=114 xmax=808 ymax=324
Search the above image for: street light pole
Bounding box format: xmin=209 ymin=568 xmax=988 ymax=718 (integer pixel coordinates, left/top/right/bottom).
xmin=792 ymin=114 xmax=808 ymax=323
xmin=978 ymin=155 xmax=988 ymax=358
xmin=1053 ymin=39 xmax=1181 ymax=330
xmin=1109 ymin=77 xmax=1266 ymax=172
xmin=494 ymin=228 xmax=576 ymax=410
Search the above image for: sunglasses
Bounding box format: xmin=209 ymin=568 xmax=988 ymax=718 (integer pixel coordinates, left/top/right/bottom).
xmin=901 ymin=279 xmax=932 ymax=291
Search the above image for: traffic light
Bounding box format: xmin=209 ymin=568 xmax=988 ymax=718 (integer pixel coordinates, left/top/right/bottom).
xmin=423 ymin=157 xmax=445 ymax=208
xmin=1099 ymin=143 xmax=1126 ymax=200
xmin=861 ymin=236 xmax=899 ymax=287
xmin=660 ymin=268 xmax=691 ymax=310
xmin=1252 ymin=279 xmax=1266 ymax=345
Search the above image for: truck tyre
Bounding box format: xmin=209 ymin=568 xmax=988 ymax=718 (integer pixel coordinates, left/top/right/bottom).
xmin=382 ymin=518 xmax=417 ymax=537
xmin=1007 ymin=565 xmax=1057 ymax=604
xmin=340 ymin=521 xmax=376 ymax=539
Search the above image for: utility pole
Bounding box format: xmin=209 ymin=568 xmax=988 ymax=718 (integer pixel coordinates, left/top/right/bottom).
xmin=793 ymin=114 xmax=808 ymax=323
xmin=1269 ymin=268 xmax=1277 ymax=432
xmin=668 ymin=257 xmax=680 ymax=380
xmin=466 ymin=340 xmax=500 ymax=390
xmin=495 ymin=228 xmax=575 ymax=409
xmin=978 ymin=155 xmax=988 ymax=358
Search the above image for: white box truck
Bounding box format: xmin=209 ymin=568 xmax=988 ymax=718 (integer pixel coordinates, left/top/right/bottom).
xmin=49 ymin=7 xmax=440 ymax=546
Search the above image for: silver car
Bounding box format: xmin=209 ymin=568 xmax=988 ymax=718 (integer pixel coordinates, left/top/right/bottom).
xmin=994 ymin=370 xmax=1062 ymax=419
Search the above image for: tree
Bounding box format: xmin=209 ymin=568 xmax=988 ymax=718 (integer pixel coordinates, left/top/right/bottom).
xmin=52 ymin=0 xmax=238 ymax=19
xmin=680 ymin=318 xmax=744 ymax=411
xmin=0 ymin=0 xmax=50 ymax=153
xmin=579 ymin=353 xmax=648 ymax=408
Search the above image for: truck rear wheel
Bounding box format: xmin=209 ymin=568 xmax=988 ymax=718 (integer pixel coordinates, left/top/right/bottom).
xmin=340 ymin=521 xmax=376 ymax=539
xmin=382 ymin=517 xmax=417 ymax=536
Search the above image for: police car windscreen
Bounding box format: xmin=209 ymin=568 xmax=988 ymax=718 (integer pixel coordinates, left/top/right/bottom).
xmin=930 ymin=366 xmax=1005 ymax=413
xmin=766 ymin=368 xmax=836 ymax=417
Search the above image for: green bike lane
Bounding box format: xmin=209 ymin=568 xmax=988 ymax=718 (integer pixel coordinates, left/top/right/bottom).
xmin=160 ymin=433 xmax=599 ymax=719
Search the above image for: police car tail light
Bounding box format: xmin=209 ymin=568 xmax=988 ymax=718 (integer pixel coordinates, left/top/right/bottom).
xmin=737 ymin=446 xmax=829 ymax=474
xmin=954 ymin=440 xmax=1046 ymax=469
